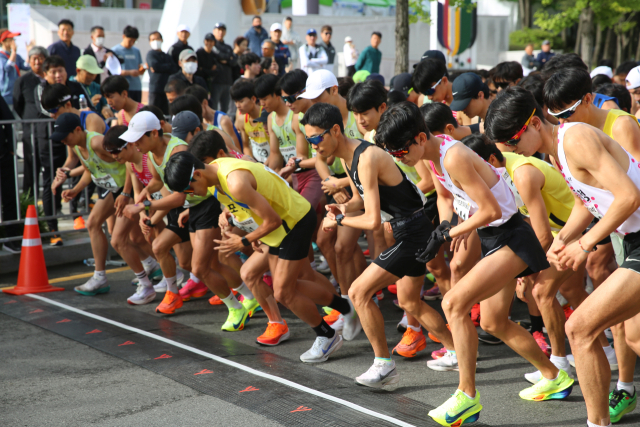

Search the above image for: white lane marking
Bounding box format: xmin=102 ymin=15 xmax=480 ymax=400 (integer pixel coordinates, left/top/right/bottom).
xmin=28 ymin=294 xmax=416 ymax=427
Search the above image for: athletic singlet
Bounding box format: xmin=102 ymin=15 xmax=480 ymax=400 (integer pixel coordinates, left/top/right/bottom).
xmin=345 ymin=140 xmax=426 ymax=221
xmin=80 ymin=110 xmax=109 ymax=135
xmin=593 ymin=93 xmax=618 ymax=109
xmin=429 ymin=134 xmax=517 ymax=226
xmin=602 ymin=109 xmax=640 ymax=138
xmin=244 ymin=107 xmax=269 ymax=163
xmin=131 ymin=154 xmax=163 ymax=200
xmin=206 ymin=123 xmax=220 ymax=131
xmin=271 ymin=110 xmax=298 ymax=164
xmin=148 ymin=134 xmax=208 ymax=208
xmin=556 ymin=122 xmax=640 ymax=235
xmin=503 ymin=152 xmax=574 ymax=235
xmin=119 ymin=102 xmax=144 ymax=126
xmin=210 ymin=157 xmax=311 ymax=247
xmin=74 ymin=131 xmax=127 ymax=190
xmin=213 ymin=110 xmax=242 ymax=148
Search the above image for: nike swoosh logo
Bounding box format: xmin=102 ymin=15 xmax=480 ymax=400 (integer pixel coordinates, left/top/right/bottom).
xmin=445 ymin=405 xmax=476 ymax=424
xmin=232 ymin=313 xmax=246 ymax=329
xmin=452 ymin=92 xmax=458 ymax=96
xmin=485 ymin=245 xmax=503 ymax=256
xmin=379 ymin=242 xmax=403 ymax=261
xmin=626 ymin=258 xmax=640 ymax=263
xmin=322 ymin=336 xmax=338 ymax=354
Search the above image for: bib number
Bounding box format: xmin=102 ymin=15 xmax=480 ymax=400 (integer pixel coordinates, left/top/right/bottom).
xmin=280 ymin=145 xmax=297 ymax=164
xmin=233 ymin=216 xmax=259 ymax=233
xmin=151 ymin=192 xmax=163 ymax=200
xmin=453 ymin=195 xmax=471 ymax=221
xmin=92 ymin=174 xmax=118 ymax=189
xmin=250 ymin=139 xmax=270 ymax=163
xmin=587 ymin=204 xmax=603 ymax=219
xmin=500 ymin=169 xmax=525 ymax=210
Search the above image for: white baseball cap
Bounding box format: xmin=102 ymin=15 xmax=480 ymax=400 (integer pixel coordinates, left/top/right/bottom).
xmin=590 ymin=66 xmax=613 ymax=79
xmin=177 ymin=24 xmax=191 ymax=33
xmin=120 ymin=111 xmax=161 ymax=143
xmin=298 ymin=69 xmax=339 ymax=100
xmin=270 ymin=23 xmax=282 ymax=32
xmin=626 ymin=66 xmax=640 ymax=90
xmin=345 ymin=36 xmax=353 ymax=42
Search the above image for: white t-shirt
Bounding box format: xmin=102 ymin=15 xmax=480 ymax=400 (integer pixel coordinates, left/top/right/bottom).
xmin=299 ymin=44 xmax=328 ymax=75
xmin=343 ymin=43 xmax=358 ymax=67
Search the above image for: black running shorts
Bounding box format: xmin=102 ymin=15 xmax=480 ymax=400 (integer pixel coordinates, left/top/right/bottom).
xmin=166 ymin=206 xmax=190 ymax=243
xmin=620 ymin=230 xmax=640 ymax=274
xmin=188 ymin=196 xmax=221 ymax=233
xmin=98 ymin=186 xmax=123 ymax=200
xmin=268 ymin=208 xmax=316 ymax=261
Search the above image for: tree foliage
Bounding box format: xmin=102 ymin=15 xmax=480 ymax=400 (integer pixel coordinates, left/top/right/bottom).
xmin=534 ymin=0 xmax=640 ymax=33
xmin=39 ymin=0 xmax=85 ymax=9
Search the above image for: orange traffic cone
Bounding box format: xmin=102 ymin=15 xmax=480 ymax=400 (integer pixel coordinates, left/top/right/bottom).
xmin=3 ymin=205 xmax=64 ymax=295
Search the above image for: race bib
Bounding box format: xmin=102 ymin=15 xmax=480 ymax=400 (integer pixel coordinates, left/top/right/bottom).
xmin=250 ymin=139 xmax=270 ymax=163
xmin=233 ymin=216 xmax=259 ymax=233
xmin=92 ymin=174 xmax=118 ymax=189
xmin=453 ymin=195 xmax=471 ymax=221
xmin=151 ymin=192 xmax=163 ymax=200
xmin=587 ymin=204 xmax=603 ymax=219
xmin=280 ymin=145 xmax=297 ymax=164
xmin=500 ymin=169 xmax=525 ymax=210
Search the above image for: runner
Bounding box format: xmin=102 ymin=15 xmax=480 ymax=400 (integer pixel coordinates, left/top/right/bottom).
xmin=100 ymin=75 xmax=144 ymax=126
xmin=379 ymin=101 xmax=572 ymax=426
xmin=449 ymin=73 xmax=493 ymax=133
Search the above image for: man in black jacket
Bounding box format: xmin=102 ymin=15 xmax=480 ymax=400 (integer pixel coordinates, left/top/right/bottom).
xmin=196 ymin=33 xmax=219 ymax=102
xmin=0 ymin=92 xmax=21 ymax=253
xmin=147 ymin=31 xmax=178 ymax=115
xmin=83 ymin=25 xmax=121 ymax=85
xmin=211 ymin=22 xmax=235 ymax=113
xmin=167 ymin=24 xmax=193 ymax=66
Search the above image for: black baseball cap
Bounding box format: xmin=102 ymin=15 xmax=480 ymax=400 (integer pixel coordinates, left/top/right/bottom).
xmin=204 ymin=33 xmax=216 ymax=41
xmin=214 ymin=22 xmax=226 ymax=29
xmin=390 ymin=73 xmax=412 ymax=97
xmin=366 ymin=73 xmax=385 ymax=86
xmin=413 ymin=50 xmax=446 ymax=69
xmin=252 ymin=107 xmax=271 ymax=124
xmin=51 ymin=112 xmax=82 ymax=142
xmin=450 ymin=73 xmax=485 ymax=111
xmin=171 ymin=111 xmax=201 ymax=140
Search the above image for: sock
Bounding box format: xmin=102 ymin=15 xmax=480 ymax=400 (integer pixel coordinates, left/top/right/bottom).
xmin=94 ymin=270 xmax=106 ymax=281
xmin=220 ymin=292 xmax=243 ymax=309
xmin=328 ymin=294 xmax=351 ymax=315
xmin=603 ymin=345 xmax=615 ymax=358
xmin=312 ymin=319 xmax=336 ymax=338
xmin=530 ymin=315 xmax=544 ymax=333
xmin=461 ymin=390 xmax=475 ymax=399
xmin=587 ymin=421 xmax=612 ymax=427
xmin=341 ymin=294 xmax=349 ymax=300
xmin=233 ymin=283 xmax=255 ymax=300
xmin=446 ymin=349 xmax=456 ymax=356
xmin=550 ymin=354 xmax=568 ymax=368
xmin=617 ymin=381 xmax=635 ymax=395
xmin=310 ymin=260 xmax=316 ymax=270
xmin=407 ymin=324 xmax=421 ymax=332
xmin=134 ymin=270 xmax=151 ymax=288
xmin=141 ymin=256 xmax=155 ymax=268
xmin=166 ymin=276 xmax=178 ymax=294
xmin=375 ymin=357 xmax=392 ymax=363
xmin=189 ymin=273 xmax=201 ymax=283
xmin=269 ymin=320 xmax=285 ymax=325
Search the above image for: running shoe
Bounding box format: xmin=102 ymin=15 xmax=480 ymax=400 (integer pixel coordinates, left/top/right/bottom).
xmin=355 ymin=359 xmax=399 ymax=389
xmin=300 ymin=334 xmax=343 ymax=363
xmin=428 ymin=324 xmax=451 ymax=344
xmin=423 ymin=285 xmax=442 ymax=300
xmin=2 ymin=240 xmax=21 ymax=253
xmin=323 ymin=309 xmax=341 ymax=325
xmin=388 ymin=284 xmax=397 ymax=294
xmin=331 ymin=314 xmax=344 ymax=334
xmin=397 ymin=312 xmax=408 ymax=333
xmin=127 ymin=284 xmax=156 ymax=305
xmin=155 ymin=290 xmax=183 ymax=314
xmin=221 ymin=306 xmax=250 ymax=332
xmin=74 ymin=276 xmax=109 ymax=296
xmin=342 ymin=299 xmax=362 ymax=341
xmin=427 ymin=351 xmax=459 ymax=372
xmin=478 ymin=329 xmax=502 ymax=345
xmin=392 ymin=327 xmax=426 ymax=358
xmin=317 ymin=257 xmax=331 ymax=274
xmin=241 ymin=297 xmax=261 ymax=317
xmin=533 ymin=331 xmax=551 ymax=358
xmin=312 ymin=242 xmax=319 ymax=252
xmin=610 ymin=388 xmax=637 ymax=423
xmin=428 ymin=389 xmax=482 ymax=427
xmin=470 ymin=303 xmax=481 ymax=327
xmin=426 ymin=272 xmax=436 ymax=283
xmin=376 ymin=290 xmax=384 ymax=301
xmin=257 ymin=321 xmax=290 ymax=346
xmin=153 ymin=270 xmax=184 ymax=293
xmin=431 ymin=347 xmax=447 ymax=359
xmin=605 ymin=328 xmax=614 ymax=344
xmin=393 ymin=299 xmax=401 ymax=308
xmin=73 ymin=216 xmax=86 ymax=230
xmin=567 ymin=351 xmax=618 ymax=370
xmin=563 ymin=304 xmax=574 ymax=320
xmin=519 ymin=369 xmax=574 ymax=401
xmin=50 ymin=236 xmax=63 ymax=246
xmin=179 ymin=279 xmax=208 ymax=301
xmin=262 ymin=273 xmax=273 ymax=287
xmin=208 ymin=289 xmax=237 ymax=305
xmin=524 ymin=357 xmax=572 ymax=385
xmin=363 ymin=248 xmax=370 ymax=257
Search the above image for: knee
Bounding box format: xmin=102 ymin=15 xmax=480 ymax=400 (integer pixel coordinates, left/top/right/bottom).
xmin=273 ymin=286 xmax=292 ymax=306
xmin=399 ymin=297 xmax=421 ymax=315
xmin=334 ymin=241 xmax=353 ymax=259
xmin=129 ymin=231 xmax=145 ymax=247
xmin=85 ymin=216 xmax=100 ymax=232
xmin=479 ymin=316 xmax=503 ymax=337
xmin=240 ymin=265 xmax=260 ymax=285
xmin=441 ymin=294 xmax=467 ymax=319
xmin=152 ymin=239 xmax=168 ymax=260
xmin=565 ymin=315 xmax=592 ymax=345
xmin=532 ymin=284 xmax=552 ymax=305
xmin=110 ymin=234 xmax=127 ymax=253
xmin=191 ymin=262 xmax=207 ymax=281
xmin=178 ymin=258 xmax=191 ymax=271
xmin=347 ymin=283 xmax=368 ymax=308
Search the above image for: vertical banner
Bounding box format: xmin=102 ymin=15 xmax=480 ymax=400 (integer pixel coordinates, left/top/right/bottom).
xmin=7 ymin=4 xmax=31 ymax=60
xmin=437 ymin=0 xmax=476 ymax=56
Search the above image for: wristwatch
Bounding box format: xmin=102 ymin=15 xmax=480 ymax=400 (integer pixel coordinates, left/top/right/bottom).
xmin=241 ymin=236 xmax=251 ymax=247
xmin=63 ymin=169 xmax=71 ymax=178
xmin=143 ymin=199 xmax=152 ymax=213
xmin=335 ymin=213 xmax=345 ymax=226
xmin=145 ymin=219 xmax=155 ymax=228
xmin=294 ymin=158 xmax=302 ymax=169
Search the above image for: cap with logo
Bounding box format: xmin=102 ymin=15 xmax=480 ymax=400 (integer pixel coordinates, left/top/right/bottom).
xmin=214 ymin=22 xmax=226 ymax=30
xmin=119 ymin=111 xmax=161 ymax=143
xmin=171 ymin=111 xmax=201 ymax=140
xmin=0 ymin=30 xmax=20 ymax=42
xmin=306 ymin=28 xmax=317 ymax=35
xmin=177 ymin=24 xmax=191 ymax=33
xmin=413 ymin=50 xmax=446 ymax=69
xmin=51 ymin=112 xmax=82 ymax=143
xmin=298 ymin=69 xmax=338 ymax=100
xmin=626 ymin=66 xmax=640 ymax=90
xmin=179 ymin=49 xmax=197 ymax=62
xmin=76 ymin=55 xmax=105 ymax=75
xmin=270 ymin=23 xmax=282 ymax=32
xmin=449 ymin=72 xmax=485 ymax=112
xmin=390 ymin=73 xmax=412 ymax=97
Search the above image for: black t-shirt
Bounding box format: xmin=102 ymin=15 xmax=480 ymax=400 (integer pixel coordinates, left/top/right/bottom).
xmin=196 ymin=48 xmax=220 ymax=84
xmin=168 ymin=71 xmax=209 ymax=93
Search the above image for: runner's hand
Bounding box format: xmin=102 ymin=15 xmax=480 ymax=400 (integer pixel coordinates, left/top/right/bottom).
xmin=279 ymin=164 xmax=295 ymax=179
xmin=322 ymin=217 xmax=337 ymax=232
xmin=451 ymin=229 xmax=470 ymax=253
xmin=322 ymin=176 xmax=342 ymax=195
xmin=516 ymin=276 xmax=533 ymax=302
xmin=61 ymin=188 xmax=78 ymax=203
xmin=556 ymin=240 xmax=588 ymax=271
xmin=547 ymin=236 xmax=567 ymax=269
xmin=416 ymin=220 xmax=450 ymax=263
xmin=213 ymin=231 xmax=244 ymax=257
xmin=123 ymin=203 xmax=144 ymax=220
xmin=178 ymin=209 xmax=190 ymax=228
xmin=51 ymin=169 xmax=68 ymax=195
xmin=384 ymin=221 xmax=392 ymax=234
xmin=113 ymin=194 xmax=129 ymax=217
xmin=135 ymin=188 xmax=150 ymax=204
xmin=333 ymin=189 xmax=350 ymax=204
xmin=139 ymin=212 xmax=151 ymax=235
xmin=252 ymin=241 xmax=263 ymax=253
xmin=218 ymin=211 xmax=232 ymax=228
xmin=325 ymin=203 xmax=346 ymax=220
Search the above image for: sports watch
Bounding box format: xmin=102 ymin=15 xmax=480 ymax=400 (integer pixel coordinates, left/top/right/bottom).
xmin=335 ymin=214 xmax=345 ymax=226
xmin=143 ymin=200 xmax=152 ymax=213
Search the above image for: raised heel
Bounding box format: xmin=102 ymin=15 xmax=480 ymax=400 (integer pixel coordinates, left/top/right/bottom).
xmin=549 ymin=385 xmax=573 ymax=400
xmin=463 ymin=412 xmax=480 ymax=424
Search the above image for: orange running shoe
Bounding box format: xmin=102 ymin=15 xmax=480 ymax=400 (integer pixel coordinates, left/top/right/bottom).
xmin=73 ymin=216 xmax=86 ymax=230
xmin=470 ymin=303 xmax=481 ymax=327
xmin=363 ymin=249 xmax=370 ymax=257
xmin=155 ymin=290 xmax=183 ymax=314
xmin=388 ymin=284 xmax=397 ymax=294
xmin=563 ymin=304 xmax=574 ymax=320
xmin=208 ymin=290 xmax=237 ymax=305
xmin=533 ymin=331 xmax=551 ymax=358
xmin=256 ymin=321 xmax=290 ymax=346
xmin=428 ymin=324 xmax=450 ymax=344
xmin=392 ymin=327 xmax=427 ymax=358
xmin=323 ymin=309 xmax=341 ymax=325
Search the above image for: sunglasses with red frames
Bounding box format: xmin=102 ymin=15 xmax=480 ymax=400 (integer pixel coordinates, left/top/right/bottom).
xmin=384 ymin=139 xmax=415 ymax=158
xmin=502 ymin=109 xmax=536 ymax=146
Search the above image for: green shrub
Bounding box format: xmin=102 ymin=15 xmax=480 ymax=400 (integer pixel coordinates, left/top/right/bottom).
xmin=509 ymin=28 xmax=564 ymax=51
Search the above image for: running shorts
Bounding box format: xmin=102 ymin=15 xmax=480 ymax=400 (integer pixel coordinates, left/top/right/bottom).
xmin=166 ymin=206 xmax=190 ymax=243
xmin=424 ymin=191 xmax=439 ymax=224
xmin=98 ymin=186 xmax=123 ymax=200
xmin=268 ymin=207 xmax=316 ymax=261
xmin=188 ymin=196 xmax=221 ymax=233
xmin=620 ymin=230 xmax=640 ymax=274
xmin=293 ymin=169 xmax=323 ymax=211
xmin=477 ymin=213 xmax=550 ymax=278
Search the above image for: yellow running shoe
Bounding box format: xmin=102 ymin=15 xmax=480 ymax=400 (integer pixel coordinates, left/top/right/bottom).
xmin=429 ymin=389 xmax=482 ymax=426
xmin=519 ymin=369 xmax=574 ymax=401
xmin=221 ymin=306 xmax=250 ymax=332
xmin=241 ymin=297 xmax=261 ymax=317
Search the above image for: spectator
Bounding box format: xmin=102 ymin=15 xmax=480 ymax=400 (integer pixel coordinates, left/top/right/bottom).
xmin=318 ymin=25 xmax=336 ymax=75
xmin=70 ymin=55 xmax=108 ymax=115
xmin=245 ymin=16 xmax=269 ymax=56
xmin=231 ymin=36 xmax=248 ymax=81
xmin=536 ymin=40 xmax=555 ymax=66
xmin=168 ymin=49 xmax=208 ymax=91
xmin=598 ymin=83 xmax=631 ymax=113
xmin=356 ymin=31 xmax=382 ymax=74
xmin=167 ymin=24 xmax=193 ymax=66
xmin=147 ymin=31 xmax=179 ymax=115
xmin=12 ymin=46 xmax=47 ymax=197
xmin=239 ymin=52 xmax=261 ymax=80
xmin=343 ymin=36 xmax=358 ymax=77
xmin=111 ymin=25 xmax=144 ymax=102
xmin=211 ymin=22 xmax=235 ymax=112
xmin=625 ymin=66 xmax=640 ymax=118
xmin=489 ymin=61 xmax=523 ymax=92
xmin=83 ymin=26 xmax=120 ymax=85
xmin=48 ymin=19 xmax=81 ymax=77
xmin=614 ymin=60 xmax=639 ymax=86
xmin=269 ymin=23 xmax=290 ymax=77
xmin=164 ymin=78 xmax=187 ymax=105
xmin=196 ymin=33 xmax=220 ymax=107
xmin=281 ymin=17 xmax=301 ymax=70
xmin=0 ymin=92 xmax=20 ymax=253
xmin=521 ymin=43 xmax=540 ymax=74
xmin=260 ymin=57 xmax=278 ymax=76
xmin=299 ymin=29 xmax=327 ymax=75
xmin=0 ymin=29 xmax=30 ymax=106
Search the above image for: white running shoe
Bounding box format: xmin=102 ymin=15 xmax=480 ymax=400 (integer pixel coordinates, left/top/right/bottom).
xmin=74 ymin=276 xmax=109 ymax=296
xmin=342 ymin=299 xmax=362 ymax=341
xmin=331 ymin=314 xmax=345 ymax=334
xmin=524 ymin=358 xmax=572 ymax=384
xmin=300 ymin=334 xmax=343 ymax=363
xmin=567 ymin=351 xmax=618 ymax=370
xmin=397 ymin=312 xmax=408 ymax=333
xmin=131 ymin=261 xmax=163 ymax=285
xmin=317 ymin=257 xmax=331 ymax=274
xmin=153 ymin=270 xmax=184 ymax=293
xmin=355 ymin=359 xmax=399 ymax=389
xmin=127 ymin=284 xmax=156 ymax=305
xmin=427 ymin=351 xmax=459 ymax=372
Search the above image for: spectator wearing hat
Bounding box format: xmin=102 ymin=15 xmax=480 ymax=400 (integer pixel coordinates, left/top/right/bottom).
xmin=299 ymin=29 xmax=327 ymax=75
xmin=168 ymin=49 xmax=208 ymax=92
xmin=269 ymin=23 xmax=290 ymax=77
xmin=0 ymin=29 xmax=30 ymax=106
xmin=356 ymin=31 xmax=382 ymax=74
xmin=48 ymin=19 xmax=81 ymax=77
xmin=281 ymin=17 xmax=301 ymax=70
xmin=70 ymin=55 xmax=109 ymax=114
xmin=521 ymin=43 xmax=541 ymax=74
xmin=168 ymin=24 xmax=193 ymax=66
xmin=83 ymin=26 xmax=120 ymax=85
xmin=536 ymin=40 xmax=555 ymax=66
xmin=147 ymin=31 xmax=179 ymax=115
xmin=343 ymin=36 xmax=358 ymax=77
xmin=390 ymin=72 xmax=419 ymax=105
xmin=111 ymin=26 xmax=145 ymax=102
xmin=245 ymin=16 xmax=269 ymax=57
xmin=211 ymin=22 xmax=235 ymax=112
xmin=318 ymin=25 xmax=336 ymax=75
xmin=197 ymin=33 xmax=220 ymax=104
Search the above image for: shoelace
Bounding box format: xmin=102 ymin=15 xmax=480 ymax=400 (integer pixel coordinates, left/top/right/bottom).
xmin=136 ymin=284 xmax=147 ymax=295
xmin=609 ymin=389 xmax=627 ymax=409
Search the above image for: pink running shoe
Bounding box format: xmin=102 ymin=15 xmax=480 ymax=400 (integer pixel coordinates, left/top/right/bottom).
xmin=179 ymin=279 xmax=208 ymax=301
xmin=263 ymin=273 xmax=273 ymax=287
xmin=431 ymin=346 xmax=447 ymax=359
xmin=422 ymin=285 xmax=442 ymax=300
xmin=533 ymin=331 xmax=551 ymax=358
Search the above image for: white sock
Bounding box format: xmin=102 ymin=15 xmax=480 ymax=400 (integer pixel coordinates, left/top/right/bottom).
xmin=94 ymin=270 xmax=106 ymax=281
xmin=341 ymin=294 xmax=349 ymax=300
xmin=550 ymin=355 xmax=568 ymax=368
xmin=407 ymin=324 xmax=421 ymax=332
xmin=189 ymin=273 xmax=201 ymax=283
xmin=603 ymin=345 xmax=615 ymax=358
xmin=587 ymin=421 xmax=612 ymax=427
xmin=233 ymin=283 xmax=255 ymax=300
xmin=134 ymin=271 xmax=152 ymax=288
xmin=269 ymin=320 xmax=284 ymax=325
xmin=221 ymin=292 xmax=242 ymax=309
xmin=461 ymin=389 xmax=474 ymax=399
xmin=141 ymin=256 xmax=156 ymax=268
xmin=617 ymin=381 xmax=635 ymax=395
xmin=310 ymin=260 xmax=316 ymax=270
xmin=166 ymin=276 xmax=178 ymax=294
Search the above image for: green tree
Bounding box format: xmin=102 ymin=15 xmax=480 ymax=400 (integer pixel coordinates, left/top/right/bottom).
xmin=39 ymin=0 xmax=84 ymax=8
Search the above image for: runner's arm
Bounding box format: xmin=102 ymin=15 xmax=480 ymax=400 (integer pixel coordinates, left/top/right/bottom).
xmin=236 ymin=114 xmax=252 ymax=158
xmin=612 ymin=115 xmax=640 ymax=159
xmin=413 ymin=158 xmax=435 ymax=195
xmin=85 ymin=112 xmax=106 ymax=134
xmin=513 ymin=165 xmax=553 ymax=250
xmin=219 ymin=115 xmax=242 ymax=152
xmin=336 ymin=152 xmax=379 ymax=229
xmin=293 ymin=115 xmax=315 ymax=169
xmin=425 ymin=160 xmax=454 ymax=223
xmin=266 ymin=113 xmax=283 ymax=171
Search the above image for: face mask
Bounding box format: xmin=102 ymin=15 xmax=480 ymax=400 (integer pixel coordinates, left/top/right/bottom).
xmin=94 ymin=37 xmax=105 ymax=47
xmin=150 ymin=40 xmax=162 ymax=50
xmin=183 ymin=62 xmax=198 ymax=74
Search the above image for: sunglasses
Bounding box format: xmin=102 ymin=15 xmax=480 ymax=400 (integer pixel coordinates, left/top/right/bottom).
xmin=494 ymin=81 xmax=511 ymax=89
xmin=47 ymin=104 xmax=65 ymax=114
xmin=323 ymin=32 xmax=332 ymax=35
xmin=503 ymin=109 xmax=535 ymax=146
xmin=281 ymin=88 xmax=306 ymax=104
xmin=548 ymin=98 xmax=582 ymax=119
xmin=305 ymin=129 xmax=330 ymax=146
xmin=425 ymin=78 xmax=443 ymax=96
xmin=105 ymin=140 xmax=129 ymax=154
xmin=182 ymin=166 xmax=196 ymax=193
xmin=384 ymin=138 xmax=415 ymax=158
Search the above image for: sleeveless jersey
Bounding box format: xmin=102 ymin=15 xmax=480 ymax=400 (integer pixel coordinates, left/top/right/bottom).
xmin=429 ymin=134 xmax=517 ymax=226
xmin=503 ymin=152 xmax=574 ymax=235
xmin=556 ymin=122 xmax=640 ymax=235
xmin=244 ymin=107 xmax=269 ymax=163
xmin=213 ymin=110 xmax=242 ymax=148
xmin=271 ymin=110 xmax=298 ymax=164
xmin=130 ymin=153 xmax=153 ymax=186
xmin=602 ymin=109 xmax=640 ymax=138
xmin=211 ymin=158 xmax=311 ymax=247
xmin=74 ymin=131 xmax=127 ymax=190
xmin=80 ymin=110 xmax=109 ymax=135
xmin=345 ymin=141 xmax=425 ymax=221
xmin=206 ymin=123 xmax=221 ymax=131
xmin=119 ymin=102 xmax=144 ymax=126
